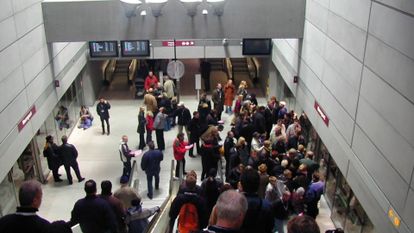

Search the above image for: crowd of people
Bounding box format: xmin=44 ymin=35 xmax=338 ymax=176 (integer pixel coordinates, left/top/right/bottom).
xmin=0 ymin=67 xmax=331 ymax=233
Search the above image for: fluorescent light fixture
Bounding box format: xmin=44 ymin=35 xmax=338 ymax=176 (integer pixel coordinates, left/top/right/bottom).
xmin=140 ymin=10 xmax=147 ymax=16
xmin=207 ymin=0 xmax=226 ymax=16
xmin=120 ymin=0 xmax=142 ymax=4
xmin=147 ymin=0 xmax=168 ymax=17
xmin=180 ymin=0 xmax=202 ymax=17
xmin=202 ymin=9 xmax=208 ymax=15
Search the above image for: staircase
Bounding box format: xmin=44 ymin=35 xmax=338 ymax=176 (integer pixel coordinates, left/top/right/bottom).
xmin=230 ymin=58 xmax=249 ymax=74
xmin=209 ymin=58 xmax=225 ymax=71
xmin=113 ymin=60 xmax=132 ymax=84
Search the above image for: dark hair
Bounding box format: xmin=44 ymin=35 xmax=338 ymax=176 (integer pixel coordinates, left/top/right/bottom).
xmin=147 ymin=141 xmax=155 ymax=150
xmin=46 ymin=135 xmax=53 ymax=142
xmin=177 ymin=132 xmax=184 ymax=138
xmin=84 ymin=180 xmax=97 ymax=195
xmin=61 ymin=135 xmax=68 ymax=144
xmin=287 ymin=215 xmax=320 ymax=233
xmin=101 ymin=180 xmax=112 ymax=195
xmin=208 ymin=168 xmax=217 ymax=178
xmin=19 ymin=180 xmax=42 ymax=207
xmin=240 ymin=167 xmax=260 ymax=194
xmin=131 ymin=198 xmax=142 ymax=207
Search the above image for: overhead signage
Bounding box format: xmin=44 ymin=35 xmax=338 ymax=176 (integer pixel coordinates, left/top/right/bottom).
xmin=120 ymin=40 xmax=150 ymax=57
xmin=314 ymin=101 xmax=329 ymax=127
xmin=162 ymin=40 xmax=195 ymax=47
xmin=18 ymin=106 xmax=36 ymax=132
xmin=89 ymin=41 xmax=118 ymax=58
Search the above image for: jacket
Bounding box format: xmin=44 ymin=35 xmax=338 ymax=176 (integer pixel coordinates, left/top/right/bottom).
xmin=137 ymin=112 xmax=146 ymax=134
xmin=96 ymin=102 xmax=111 ymax=119
xmin=119 ymin=141 xmax=133 ymax=163
xmin=169 ymin=191 xmax=208 ymax=231
xmin=141 ymin=149 xmax=163 ymax=175
xmin=173 ymin=138 xmax=187 ymax=161
xmin=175 ymin=107 xmax=191 ymax=126
xmin=153 ymin=112 xmax=167 ymax=130
xmin=59 ymin=143 xmax=78 ymax=165
xmin=146 ymin=115 xmax=154 ymax=131
xmin=0 ymin=207 xmax=50 ymax=233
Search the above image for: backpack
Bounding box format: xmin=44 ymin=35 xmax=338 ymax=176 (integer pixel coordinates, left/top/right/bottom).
xmin=178 ymin=202 xmax=199 ymax=233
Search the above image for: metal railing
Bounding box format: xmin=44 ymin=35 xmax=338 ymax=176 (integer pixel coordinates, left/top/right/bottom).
xmin=128 ymin=160 xmax=140 ymax=191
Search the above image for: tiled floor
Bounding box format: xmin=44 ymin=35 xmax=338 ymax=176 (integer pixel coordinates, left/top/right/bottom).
xmin=38 ymin=72 xmax=335 ymax=232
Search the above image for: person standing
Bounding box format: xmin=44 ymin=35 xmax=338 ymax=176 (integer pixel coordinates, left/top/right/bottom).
xmin=163 ymin=76 xmax=176 ymax=99
xmin=224 ymin=79 xmax=236 ymax=114
xmin=175 ymin=102 xmax=191 ymax=139
xmin=99 ymin=181 xmax=127 ymax=233
xmin=146 ymin=111 xmax=154 ymax=144
xmin=43 ymin=135 xmax=63 ymax=182
xmin=141 ymin=141 xmax=163 ymax=199
xmin=143 ymin=88 xmax=158 ymax=114
xmin=144 ymin=71 xmax=158 ymax=91
xmin=119 ymin=135 xmax=135 ymax=179
xmin=96 ymin=98 xmax=111 ymax=135
xmin=200 ymin=59 xmax=211 ymax=92
xmin=153 ymin=107 xmax=167 ymax=151
xmin=137 ymin=107 xmax=146 ymax=150
xmin=212 ymin=83 xmax=225 ymax=121
xmin=187 ymin=111 xmax=201 ymax=158
xmin=173 ymin=133 xmax=191 ymax=178
xmin=59 ymin=135 xmax=84 ymax=185
xmin=0 ymin=180 xmax=51 ymax=233
xmin=70 ymin=180 xmax=118 ymax=233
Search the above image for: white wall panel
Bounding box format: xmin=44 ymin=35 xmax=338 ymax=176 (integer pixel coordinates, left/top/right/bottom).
xmin=25 ymin=65 xmax=53 ymax=107
xmin=303 ymin=21 xmax=326 ymax=56
xmin=12 ymin=0 xmax=41 ymax=13
xmin=52 ymin=42 xmax=85 ymax=77
xmin=0 ymin=92 xmax=29 ymax=143
xmin=318 ymin=85 xmax=354 ymax=144
xmin=369 ymin=2 xmax=414 ymax=60
xmin=50 ymin=42 xmax=69 ymax=57
xmin=403 ymin=189 xmax=414 ymax=231
xmin=313 ymin=0 xmax=329 ymax=8
xmin=286 ymin=39 xmax=300 ymax=54
xmin=322 ymin=64 xmax=358 ymax=117
xmin=0 ymin=68 xmax=25 ymax=113
xmin=326 ymin=11 xmax=366 ymax=61
xmin=323 ymin=37 xmax=363 ymax=91
xmin=0 ymin=0 xmax=13 ymax=22
xmin=306 ymin=0 xmax=329 ymax=33
xmin=0 ymin=17 xmax=17 ymax=51
xmin=329 ymin=0 xmax=371 ymax=30
xmin=22 ymin=45 xmax=50 ymax=85
xmin=14 ymin=3 xmax=42 ymax=38
xmin=17 ymin=24 xmax=46 ymax=63
xmin=298 ymin=61 xmax=322 ymax=98
xmin=360 ymin=68 xmax=414 ymax=150
xmin=352 ymin=125 xmax=409 ymax=213
xmin=365 ymin=35 xmax=414 ymax=103
xmin=301 ymin=39 xmax=325 ymax=79
xmin=176 ymin=46 xmax=204 ymax=59
xmin=0 ymin=43 xmax=21 ymax=82
xmin=376 ymin=0 xmax=414 ymax=20
xmin=273 ymin=40 xmax=299 ymax=74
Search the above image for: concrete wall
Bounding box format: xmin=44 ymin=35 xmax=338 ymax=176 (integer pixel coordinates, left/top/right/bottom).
xmin=271 ymin=0 xmax=414 ymax=232
xmin=0 ymin=0 xmax=88 ymax=181
xmin=42 ymin=0 xmax=305 ymax=42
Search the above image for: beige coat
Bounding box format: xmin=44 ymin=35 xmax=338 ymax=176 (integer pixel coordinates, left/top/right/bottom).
xmin=144 ymin=93 xmax=158 ymax=113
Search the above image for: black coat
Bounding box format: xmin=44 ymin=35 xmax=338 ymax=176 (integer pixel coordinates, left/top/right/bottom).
xmin=175 ymin=107 xmax=191 ymax=126
xmin=59 ymin=143 xmax=78 ymax=165
xmin=188 ymin=117 xmax=202 ymax=140
xmin=137 ymin=112 xmax=146 ymax=134
xmin=96 ymin=102 xmax=111 ymax=120
xmin=253 ymin=111 xmax=266 ymax=134
xmin=141 ymin=149 xmax=163 ymax=175
xmin=0 ymin=207 xmax=50 ymax=233
xmin=71 ymin=195 xmax=118 ymax=233
xmin=43 ymin=143 xmax=62 ymax=170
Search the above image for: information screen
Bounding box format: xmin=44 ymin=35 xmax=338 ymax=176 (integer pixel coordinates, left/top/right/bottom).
xmin=89 ymin=41 xmax=118 ymax=58
xmin=242 ymin=38 xmax=272 ymax=55
xmin=121 ymin=40 xmax=150 ymax=57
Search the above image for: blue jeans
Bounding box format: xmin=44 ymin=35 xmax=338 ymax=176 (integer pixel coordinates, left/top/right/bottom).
xmin=146 ymin=172 xmax=159 ymax=198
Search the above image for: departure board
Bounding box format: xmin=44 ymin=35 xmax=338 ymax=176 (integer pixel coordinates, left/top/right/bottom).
xmin=121 ymin=40 xmax=150 ymax=57
xmin=242 ymin=38 xmax=272 ymax=56
xmin=89 ymin=41 xmax=119 ymax=58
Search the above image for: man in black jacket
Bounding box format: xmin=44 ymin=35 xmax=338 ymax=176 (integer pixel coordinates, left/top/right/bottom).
xmin=0 ymin=180 xmax=51 ymax=233
xmin=59 ymin=135 xmax=84 ymax=185
xmin=70 ymin=180 xmax=118 ymax=233
xmin=43 ymin=135 xmax=62 ymax=182
xmin=174 ymin=102 xmax=191 ymax=139
xmin=96 ymin=98 xmax=111 ymax=135
xmin=188 ymin=111 xmax=201 ymax=158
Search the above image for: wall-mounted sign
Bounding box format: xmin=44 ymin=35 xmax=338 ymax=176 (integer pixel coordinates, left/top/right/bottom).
xmin=314 ymin=101 xmax=329 ymax=127
xmin=89 ymin=41 xmax=118 ymax=58
xmin=162 ymin=40 xmax=195 ymax=47
xmin=120 ymin=40 xmax=150 ymax=57
xmin=18 ymin=106 xmax=36 ymax=132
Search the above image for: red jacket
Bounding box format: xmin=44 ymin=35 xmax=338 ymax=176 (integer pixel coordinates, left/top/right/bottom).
xmin=146 ymin=115 xmax=154 ymax=131
xmin=173 ymin=138 xmax=187 ymax=161
xmin=144 ymin=75 xmax=158 ymax=91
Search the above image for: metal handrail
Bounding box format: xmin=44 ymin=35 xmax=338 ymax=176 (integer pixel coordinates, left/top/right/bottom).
xmin=128 ymin=160 xmax=140 ymax=190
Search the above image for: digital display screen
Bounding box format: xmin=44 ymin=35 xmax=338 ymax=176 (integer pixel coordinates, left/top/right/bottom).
xmin=121 ymin=40 xmax=150 ymax=57
xmin=89 ymin=41 xmax=118 ymax=58
xmin=242 ymin=38 xmax=272 ymax=56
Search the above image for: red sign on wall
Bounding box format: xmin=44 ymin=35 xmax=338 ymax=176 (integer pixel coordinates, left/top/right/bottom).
xmin=162 ymin=40 xmax=195 ymax=47
xmin=18 ymin=106 xmax=36 ymax=132
xmin=314 ymin=101 xmax=329 ymax=127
